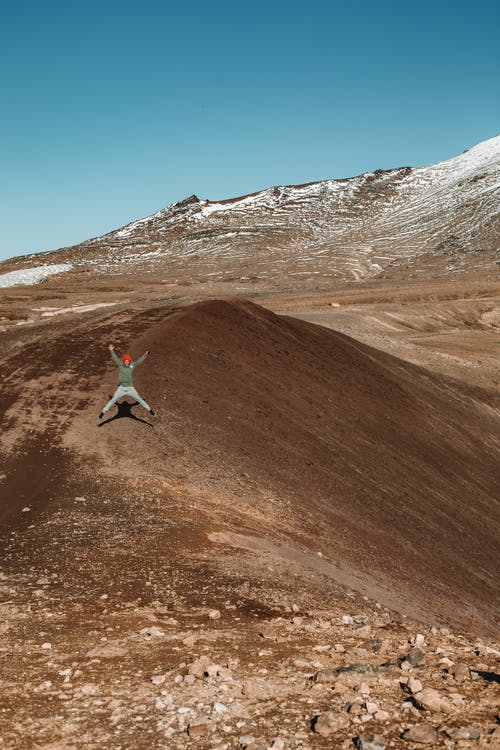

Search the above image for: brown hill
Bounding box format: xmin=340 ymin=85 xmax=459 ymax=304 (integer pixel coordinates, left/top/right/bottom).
xmin=1 ymin=299 xmax=499 ymax=636
xmin=62 ymin=298 xmax=499 ymax=634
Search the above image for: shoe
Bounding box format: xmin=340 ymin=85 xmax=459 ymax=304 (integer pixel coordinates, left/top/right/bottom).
xmin=98 ymin=412 xmax=104 ymax=420
xmin=149 ymin=409 xmax=156 ymax=417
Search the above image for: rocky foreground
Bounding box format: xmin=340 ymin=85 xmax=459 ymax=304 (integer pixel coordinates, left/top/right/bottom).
xmin=1 ymin=538 xmax=499 ymax=749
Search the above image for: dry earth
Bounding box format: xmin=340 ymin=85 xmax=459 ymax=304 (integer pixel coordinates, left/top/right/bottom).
xmin=0 ymin=272 xmax=499 ymax=750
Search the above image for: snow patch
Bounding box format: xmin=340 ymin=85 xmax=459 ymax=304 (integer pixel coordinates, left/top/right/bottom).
xmin=0 ymin=264 xmax=72 ymax=288
xmin=37 ymin=302 xmax=119 ymax=317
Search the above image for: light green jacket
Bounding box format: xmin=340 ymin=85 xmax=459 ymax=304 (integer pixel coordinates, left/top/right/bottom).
xmin=111 ymin=350 xmax=148 ymax=387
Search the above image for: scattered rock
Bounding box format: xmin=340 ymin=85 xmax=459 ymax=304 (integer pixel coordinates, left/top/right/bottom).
xmin=412 ymin=634 xmax=426 ymax=648
xmin=406 ymin=648 xmax=426 ymax=666
xmin=445 ymin=725 xmax=481 ymax=740
xmin=187 ymin=717 xmax=211 ymax=737
xmin=208 ymin=609 xmax=221 ymax=620
xmin=452 ymin=663 xmax=471 ymax=682
xmin=401 ymin=724 xmax=437 ymax=744
xmin=312 ymin=710 xmax=349 ymax=737
xmin=246 ymin=740 xmax=268 ymax=750
xmin=314 ymin=667 xmax=338 ymax=684
xmin=187 ymin=655 xmax=212 ymax=678
xmin=355 ymin=733 xmax=386 ymax=750
xmin=415 ymin=687 xmax=455 ymax=713
xmin=238 ymin=736 xmax=255 ymax=748
xmin=139 ymin=626 xmax=165 ymax=638
xmin=242 ymin=677 xmax=273 ymax=701
xmin=150 ymin=674 xmax=166 ymax=685
xmin=407 ymin=676 xmax=423 ymax=694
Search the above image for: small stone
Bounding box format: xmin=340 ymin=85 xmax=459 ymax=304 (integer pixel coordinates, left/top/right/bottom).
xmin=334 ymin=643 xmax=346 ymax=652
xmin=205 ymin=663 xmax=221 ymax=677
xmin=41 ymin=642 xmax=52 ymax=649
xmin=188 ymin=656 xmax=212 ymax=678
xmin=80 ymin=683 xmax=99 ymax=696
xmin=314 ymin=667 xmax=338 ymax=684
xmin=445 ymin=725 xmax=481 ymax=740
xmin=38 ymin=680 xmax=52 ymax=691
xmin=348 ymin=702 xmax=363 ymax=715
xmin=365 ymin=701 xmax=378 ymax=714
xmin=438 ymin=656 xmax=454 ymax=667
xmin=401 ymin=724 xmax=437 ymax=744
xmin=407 ymin=648 xmax=426 ymax=666
xmin=374 ymin=710 xmax=390 ymax=722
xmin=213 ymin=702 xmax=228 ymax=714
xmin=312 ymin=710 xmax=349 ymax=737
xmin=342 ymin=615 xmax=354 ymax=625
xmin=355 ymin=733 xmax=386 ymax=750
xmin=413 ymin=634 xmax=426 ymax=647
xmin=187 ymin=718 xmax=211 ymax=737
xmin=407 ymin=676 xmax=423 ymax=694
xmin=139 ymin=626 xmax=165 ymax=637
xmin=208 ymin=609 xmax=221 ymax=620
xmin=239 ymin=737 xmax=255 ymax=747
xmin=246 ymin=740 xmax=268 ymax=750
xmin=291 ymin=603 xmax=300 ymax=613
xmin=452 ymin=663 xmax=470 ymax=682
xmin=21 ymin=507 xmax=31 ymax=512
xmin=242 ymin=678 xmax=273 ymax=701
xmin=416 ymin=688 xmax=454 ymax=713
xmin=150 ymin=675 xmax=166 ymax=685
xmin=155 ymin=605 xmax=169 ymax=615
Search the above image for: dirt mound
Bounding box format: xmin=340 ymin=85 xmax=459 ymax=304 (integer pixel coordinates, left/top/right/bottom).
xmin=72 ymin=298 xmax=498 ymax=634
xmin=1 ymin=298 xmax=499 ymax=634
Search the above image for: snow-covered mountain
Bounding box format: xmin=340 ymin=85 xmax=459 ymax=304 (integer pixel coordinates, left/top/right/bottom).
xmin=3 ymin=135 xmax=500 ymax=284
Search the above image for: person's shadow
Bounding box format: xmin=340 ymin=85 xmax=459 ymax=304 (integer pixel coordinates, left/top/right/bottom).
xmin=98 ymin=399 xmax=154 ymax=428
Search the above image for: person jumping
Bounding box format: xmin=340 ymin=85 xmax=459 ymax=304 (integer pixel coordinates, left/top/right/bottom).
xmin=98 ymin=344 xmax=156 ymax=420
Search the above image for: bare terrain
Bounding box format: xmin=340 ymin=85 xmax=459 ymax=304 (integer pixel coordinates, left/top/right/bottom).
xmin=1 ymin=272 xmax=499 ymax=750
xmin=0 ymin=136 xmax=499 ymax=749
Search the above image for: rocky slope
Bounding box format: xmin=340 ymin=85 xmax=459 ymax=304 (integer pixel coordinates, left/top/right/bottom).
xmin=1 ymin=137 xmax=499 ymax=289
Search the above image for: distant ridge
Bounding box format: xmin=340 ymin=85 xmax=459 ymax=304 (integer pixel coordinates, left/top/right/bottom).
xmin=2 ymin=135 xmax=499 ymax=285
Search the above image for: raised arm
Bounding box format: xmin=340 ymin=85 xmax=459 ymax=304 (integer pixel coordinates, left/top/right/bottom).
xmin=133 ymin=350 xmax=150 ymax=367
xmin=109 ymin=343 xmax=121 ymax=366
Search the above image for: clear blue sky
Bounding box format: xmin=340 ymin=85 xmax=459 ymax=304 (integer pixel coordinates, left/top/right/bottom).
xmin=1 ymin=0 xmax=499 ymax=260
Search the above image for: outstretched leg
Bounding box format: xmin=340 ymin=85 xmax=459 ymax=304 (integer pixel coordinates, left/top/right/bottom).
xmin=128 ymin=387 xmax=152 ymax=413
xmin=102 ymin=386 xmax=127 ymax=414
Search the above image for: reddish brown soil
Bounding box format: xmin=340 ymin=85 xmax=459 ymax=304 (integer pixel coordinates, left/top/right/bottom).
xmin=2 ymin=298 xmax=498 ymax=636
